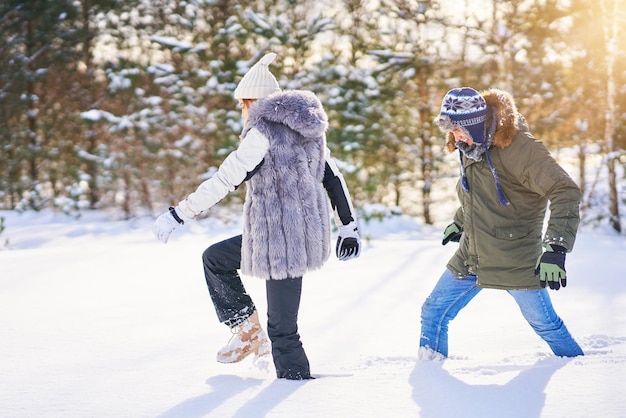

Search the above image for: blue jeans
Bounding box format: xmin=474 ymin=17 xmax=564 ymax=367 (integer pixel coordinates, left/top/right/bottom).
xmin=420 ymin=269 xmax=584 ymax=357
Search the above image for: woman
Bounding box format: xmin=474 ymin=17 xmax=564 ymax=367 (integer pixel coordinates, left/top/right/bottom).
xmin=153 ymin=53 xmax=361 ymax=380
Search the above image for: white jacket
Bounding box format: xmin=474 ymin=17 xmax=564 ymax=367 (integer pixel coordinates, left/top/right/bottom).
xmin=177 ymin=128 xmax=356 ymax=227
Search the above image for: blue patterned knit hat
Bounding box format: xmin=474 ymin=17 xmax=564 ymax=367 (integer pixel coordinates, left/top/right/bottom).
xmin=436 ymin=87 xmax=488 ymax=144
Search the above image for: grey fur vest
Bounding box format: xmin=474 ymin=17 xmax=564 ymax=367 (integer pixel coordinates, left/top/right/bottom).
xmin=240 ymin=90 xmax=331 ymax=280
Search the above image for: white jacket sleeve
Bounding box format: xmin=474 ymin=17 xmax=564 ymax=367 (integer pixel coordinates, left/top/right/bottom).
xmin=177 ymin=128 xmax=269 ymax=218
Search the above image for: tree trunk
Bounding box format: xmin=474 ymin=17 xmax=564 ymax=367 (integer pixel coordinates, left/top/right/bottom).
xmin=602 ymin=0 xmax=621 ymax=233
xmin=578 ymin=141 xmax=586 ymax=199
xmin=421 ymin=137 xmax=433 ymax=225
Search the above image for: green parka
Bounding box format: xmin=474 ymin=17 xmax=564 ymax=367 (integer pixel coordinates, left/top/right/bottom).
xmin=446 ymin=89 xmax=582 ymax=290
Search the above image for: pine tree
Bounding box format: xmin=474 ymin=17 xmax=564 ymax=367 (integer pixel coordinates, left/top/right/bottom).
xmin=0 ymin=0 xmax=80 ymax=210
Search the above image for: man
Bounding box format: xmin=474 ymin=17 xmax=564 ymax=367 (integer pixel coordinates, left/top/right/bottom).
xmin=419 ymin=87 xmax=584 ymax=359
xmin=153 ymin=53 xmax=361 ymax=379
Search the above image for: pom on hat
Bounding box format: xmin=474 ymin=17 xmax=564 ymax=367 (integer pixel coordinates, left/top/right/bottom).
xmin=434 ymin=87 xmax=488 ymax=144
xmin=234 ymin=53 xmax=281 ymax=100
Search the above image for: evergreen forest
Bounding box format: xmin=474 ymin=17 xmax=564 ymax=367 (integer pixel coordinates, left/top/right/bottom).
xmin=1 ymin=0 xmax=624 ymax=231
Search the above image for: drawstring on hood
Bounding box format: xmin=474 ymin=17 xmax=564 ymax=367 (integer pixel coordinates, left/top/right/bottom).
xmin=483 ymin=147 xmax=510 ymax=206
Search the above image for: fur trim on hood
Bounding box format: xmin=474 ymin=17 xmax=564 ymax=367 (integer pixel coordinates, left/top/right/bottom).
xmin=446 ymin=88 xmax=519 ymax=152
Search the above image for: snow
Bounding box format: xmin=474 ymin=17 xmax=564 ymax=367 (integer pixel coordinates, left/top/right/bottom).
xmin=1 ymin=210 xmax=625 ymax=418
xmin=149 ymin=36 xmax=193 ymax=52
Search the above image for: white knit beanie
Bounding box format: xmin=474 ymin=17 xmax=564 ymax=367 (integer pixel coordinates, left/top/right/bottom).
xmin=233 ymin=53 xmax=281 ymax=100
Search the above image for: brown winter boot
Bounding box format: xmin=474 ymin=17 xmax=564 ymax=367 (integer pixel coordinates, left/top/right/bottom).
xmin=216 ymin=311 xmax=270 ymax=363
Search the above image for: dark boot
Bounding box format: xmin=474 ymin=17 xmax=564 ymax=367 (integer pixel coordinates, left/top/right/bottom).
xmin=266 ymin=277 xmax=312 ymax=380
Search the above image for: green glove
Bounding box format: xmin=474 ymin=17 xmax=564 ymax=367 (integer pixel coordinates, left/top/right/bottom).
xmin=534 ymin=244 xmax=567 ymax=290
xmin=442 ymin=222 xmax=463 ymax=245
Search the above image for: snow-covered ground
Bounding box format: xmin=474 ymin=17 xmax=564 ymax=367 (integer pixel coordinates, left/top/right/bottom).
xmin=1 ymin=210 xmax=625 ymax=418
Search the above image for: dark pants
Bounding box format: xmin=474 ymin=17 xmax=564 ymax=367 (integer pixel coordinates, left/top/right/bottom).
xmin=202 ymin=235 xmax=311 ymax=379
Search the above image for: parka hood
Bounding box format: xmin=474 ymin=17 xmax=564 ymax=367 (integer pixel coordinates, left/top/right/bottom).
xmin=248 ymin=90 xmax=328 ymax=139
xmin=446 ymin=88 xmax=519 ymax=152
